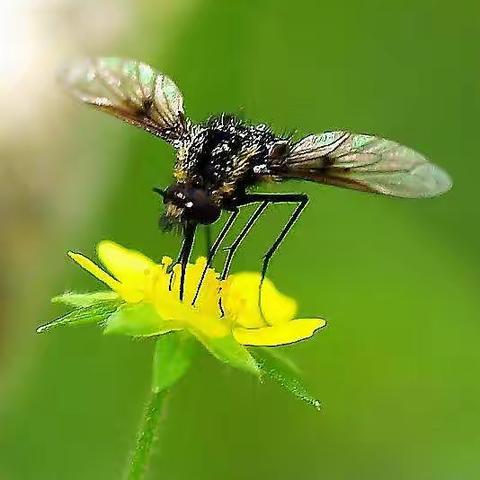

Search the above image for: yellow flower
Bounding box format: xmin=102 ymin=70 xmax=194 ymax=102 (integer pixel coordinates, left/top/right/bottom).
xmin=68 ymin=241 xmax=325 ymax=350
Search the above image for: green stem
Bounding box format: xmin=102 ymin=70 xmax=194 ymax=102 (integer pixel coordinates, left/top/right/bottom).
xmin=126 ymin=389 xmax=168 ymax=480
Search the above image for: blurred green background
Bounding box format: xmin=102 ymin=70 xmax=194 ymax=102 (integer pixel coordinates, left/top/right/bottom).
xmin=1 ymin=0 xmax=479 ymax=479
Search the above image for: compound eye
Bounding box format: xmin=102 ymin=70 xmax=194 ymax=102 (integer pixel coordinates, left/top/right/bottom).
xmin=163 ymin=185 xmax=186 ymax=205
xmin=173 ymin=190 xmax=186 ymax=201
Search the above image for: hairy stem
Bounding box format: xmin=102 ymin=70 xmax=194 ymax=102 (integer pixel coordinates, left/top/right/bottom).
xmin=125 ymin=390 xmax=168 ymax=480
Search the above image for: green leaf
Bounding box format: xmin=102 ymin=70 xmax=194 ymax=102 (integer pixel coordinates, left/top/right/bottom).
xmin=152 ymin=332 xmax=197 ymax=393
xmin=52 ymin=291 xmax=120 ymax=307
xmin=37 ymin=300 xmax=119 ymax=334
xmin=193 ymin=330 xmax=261 ymax=377
xmin=104 ymin=303 xmax=181 ymax=337
xmin=251 ymin=348 xmax=321 ymax=410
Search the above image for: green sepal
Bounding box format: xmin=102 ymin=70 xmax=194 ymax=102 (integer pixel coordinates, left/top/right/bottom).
xmin=251 ymin=348 xmax=321 ymax=410
xmin=52 ymin=291 xmax=120 ymax=307
xmin=37 ymin=300 xmax=120 ymax=334
xmin=152 ymin=331 xmax=197 ymax=393
xmin=193 ymin=330 xmax=261 ymax=377
xmin=104 ymin=303 xmax=181 ymax=337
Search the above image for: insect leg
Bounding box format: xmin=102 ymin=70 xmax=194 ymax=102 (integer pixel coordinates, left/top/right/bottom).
xmin=168 ymin=241 xmax=186 ymax=291
xmin=238 ymin=193 xmax=308 ymax=315
xmin=168 ymin=225 xmax=195 ymax=291
xmin=259 ymin=194 xmax=308 ymax=311
xmin=221 ymin=201 xmax=269 ymax=280
xmin=191 ymin=209 xmax=239 ymax=306
xmin=179 ymin=223 xmax=197 ymax=302
xmin=204 ymin=224 xmax=212 ymax=257
xmin=262 ymin=195 xmax=308 ymax=271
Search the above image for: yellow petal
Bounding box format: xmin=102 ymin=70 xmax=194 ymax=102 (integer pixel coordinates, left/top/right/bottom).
xmin=67 ymin=251 xmax=144 ymax=303
xmin=223 ymin=272 xmax=297 ymax=328
xmin=68 ymin=251 xmax=122 ymax=291
xmin=233 ymin=318 xmax=326 ymax=346
xmin=97 ymin=241 xmax=155 ymax=287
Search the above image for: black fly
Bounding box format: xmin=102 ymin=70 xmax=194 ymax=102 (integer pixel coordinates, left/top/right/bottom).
xmin=60 ymin=58 xmax=452 ymax=304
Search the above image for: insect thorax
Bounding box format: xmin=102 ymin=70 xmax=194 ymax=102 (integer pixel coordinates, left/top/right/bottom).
xmin=175 ymin=114 xmax=286 ymax=204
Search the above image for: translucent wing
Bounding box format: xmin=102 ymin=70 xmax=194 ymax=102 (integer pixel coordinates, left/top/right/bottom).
xmin=279 ymin=131 xmax=452 ymax=198
xmin=59 ymin=57 xmax=186 ymax=143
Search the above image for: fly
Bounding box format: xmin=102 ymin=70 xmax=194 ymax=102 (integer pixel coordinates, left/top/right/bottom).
xmin=60 ymin=57 xmax=452 ymax=304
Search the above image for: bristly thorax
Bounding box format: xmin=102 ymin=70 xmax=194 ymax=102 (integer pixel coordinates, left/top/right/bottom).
xmin=174 ymin=113 xmax=288 ymax=204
